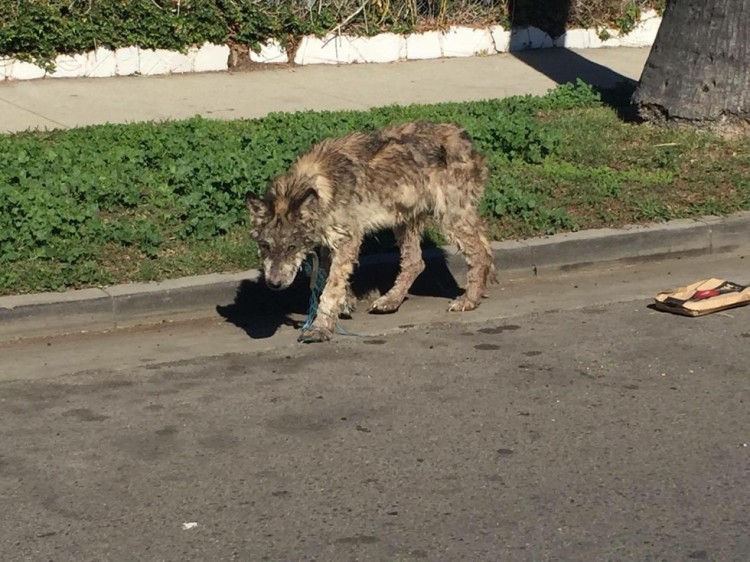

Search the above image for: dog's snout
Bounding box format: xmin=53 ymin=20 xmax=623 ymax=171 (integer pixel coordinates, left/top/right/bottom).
xmin=266 ymin=279 xmax=284 ymax=291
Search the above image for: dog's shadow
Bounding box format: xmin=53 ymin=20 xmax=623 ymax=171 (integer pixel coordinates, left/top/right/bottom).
xmin=216 ymin=248 xmax=463 ymax=339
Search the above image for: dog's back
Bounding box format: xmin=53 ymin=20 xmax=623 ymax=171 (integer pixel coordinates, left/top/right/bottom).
xmin=273 ymin=121 xmax=488 ymax=235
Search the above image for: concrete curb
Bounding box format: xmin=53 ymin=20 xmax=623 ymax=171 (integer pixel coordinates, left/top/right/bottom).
xmin=1 ymin=212 xmax=748 ymax=343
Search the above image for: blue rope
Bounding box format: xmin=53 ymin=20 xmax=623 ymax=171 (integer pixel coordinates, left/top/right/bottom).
xmin=300 ymin=254 xmax=328 ymax=331
xmin=300 ymin=252 xmax=361 ymax=337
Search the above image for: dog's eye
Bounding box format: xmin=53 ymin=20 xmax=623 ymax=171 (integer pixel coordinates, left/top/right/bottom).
xmin=287 ymin=244 xmax=297 ymax=252
xmin=258 ymin=241 xmax=270 ymax=252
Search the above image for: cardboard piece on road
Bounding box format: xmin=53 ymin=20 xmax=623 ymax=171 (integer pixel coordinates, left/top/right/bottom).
xmin=654 ymin=278 xmax=750 ymax=317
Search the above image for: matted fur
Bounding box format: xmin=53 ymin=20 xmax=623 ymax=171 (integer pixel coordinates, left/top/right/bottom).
xmin=246 ymin=120 xmax=496 ymax=342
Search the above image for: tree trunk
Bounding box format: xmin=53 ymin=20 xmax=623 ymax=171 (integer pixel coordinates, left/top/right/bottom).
xmin=633 ymin=0 xmax=750 ymax=126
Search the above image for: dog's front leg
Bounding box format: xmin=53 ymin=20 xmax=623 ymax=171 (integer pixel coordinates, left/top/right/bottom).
xmin=298 ymin=236 xmax=362 ymax=343
xmin=318 ymin=247 xmax=356 ymax=318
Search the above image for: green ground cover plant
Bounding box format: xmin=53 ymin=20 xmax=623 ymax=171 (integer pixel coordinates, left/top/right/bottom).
xmin=2 ymin=80 xmax=748 ymax=296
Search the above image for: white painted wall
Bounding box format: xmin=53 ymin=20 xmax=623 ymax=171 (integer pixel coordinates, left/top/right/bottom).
xmin=0 ymin=13 xmax=661 ymax=82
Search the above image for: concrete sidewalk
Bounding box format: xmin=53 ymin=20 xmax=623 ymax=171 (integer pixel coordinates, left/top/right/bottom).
xmin=0 ymin=47 xmax=649 ymax=133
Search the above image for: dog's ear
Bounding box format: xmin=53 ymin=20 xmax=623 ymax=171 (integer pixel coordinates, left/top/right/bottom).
xmin=290 ymin=187 xmax=320 ymax=218
xmin=245 ymin=191 xmax=270 ymax=230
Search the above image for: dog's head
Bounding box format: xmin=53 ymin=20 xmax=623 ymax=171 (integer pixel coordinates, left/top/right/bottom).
xmin=245 ymin=181 xmax=321 ymax=291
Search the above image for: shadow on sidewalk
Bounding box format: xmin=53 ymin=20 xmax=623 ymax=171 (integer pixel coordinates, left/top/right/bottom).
xmin=216 ymin=249 xmax=462 ymax=340
xmin=512 ymin=48 xmax=633 ymax=89
xmin=511 ymin=48 xmax=640 ymax=120
xmin=505 ymin=0 xmax=641 ymax=120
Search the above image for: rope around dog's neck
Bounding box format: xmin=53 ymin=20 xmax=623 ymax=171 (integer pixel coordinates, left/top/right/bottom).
xmin=300 ymin=251 xmax=360 ymax=336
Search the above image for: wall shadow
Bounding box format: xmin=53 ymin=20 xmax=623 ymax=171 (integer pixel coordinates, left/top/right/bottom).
xmin=511 ymin=48 xmax=635 ymax=91
xmin=512 ymin=48 xmax=639 ymax=118
xmin=216 ymin=247 xmax=462 ymax=340
xmin=506 ymin=0 xmax=640 ymax=120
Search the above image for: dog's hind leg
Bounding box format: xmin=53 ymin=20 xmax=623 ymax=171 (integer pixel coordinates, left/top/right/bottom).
xmin=441 ymin=208 xmax=495 ymax=312
xmin=369 ymin=221 xmax=425 ymax=314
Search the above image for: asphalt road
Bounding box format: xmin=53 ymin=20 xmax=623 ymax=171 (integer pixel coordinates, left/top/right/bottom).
xmin=2 ymin=255 xmax=750 ymax=561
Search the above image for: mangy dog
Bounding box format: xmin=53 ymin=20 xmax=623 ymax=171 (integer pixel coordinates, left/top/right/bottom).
xmin=245 ymin=121 xmax=496 ymax=343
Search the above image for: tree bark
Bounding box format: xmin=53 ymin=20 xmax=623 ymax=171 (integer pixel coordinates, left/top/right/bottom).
xmin=633 ymin=0 xmax=750 ymax=126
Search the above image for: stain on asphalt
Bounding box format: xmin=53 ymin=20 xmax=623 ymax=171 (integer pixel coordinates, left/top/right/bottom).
xmin=266 ymin=413 xmax=332 ymax=435
xmin=198 ymin=431 xmax=239 ymax=451
xmin=113 ymin=433 xmax=175 ymax=461
xmin=62 ymin=408 xmax=109 ymax=422
xmin=335 ymin=535 xmax=380 ymax=545
xmin=36 ymin=531 xmax=57 ymax=539
xmin=155 ymin=425 xmax=179 ymax=436
xmin=478 ymin=325 xmax=520 ymax=334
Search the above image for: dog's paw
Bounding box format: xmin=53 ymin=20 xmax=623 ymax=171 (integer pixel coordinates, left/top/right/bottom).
xmin=447 ymin=297 xmax=479 ymax=312
xmin=297 ymin=326 xmax=333 ymax=344
xmin=369 ymin=294 xmax=404 ymax=314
